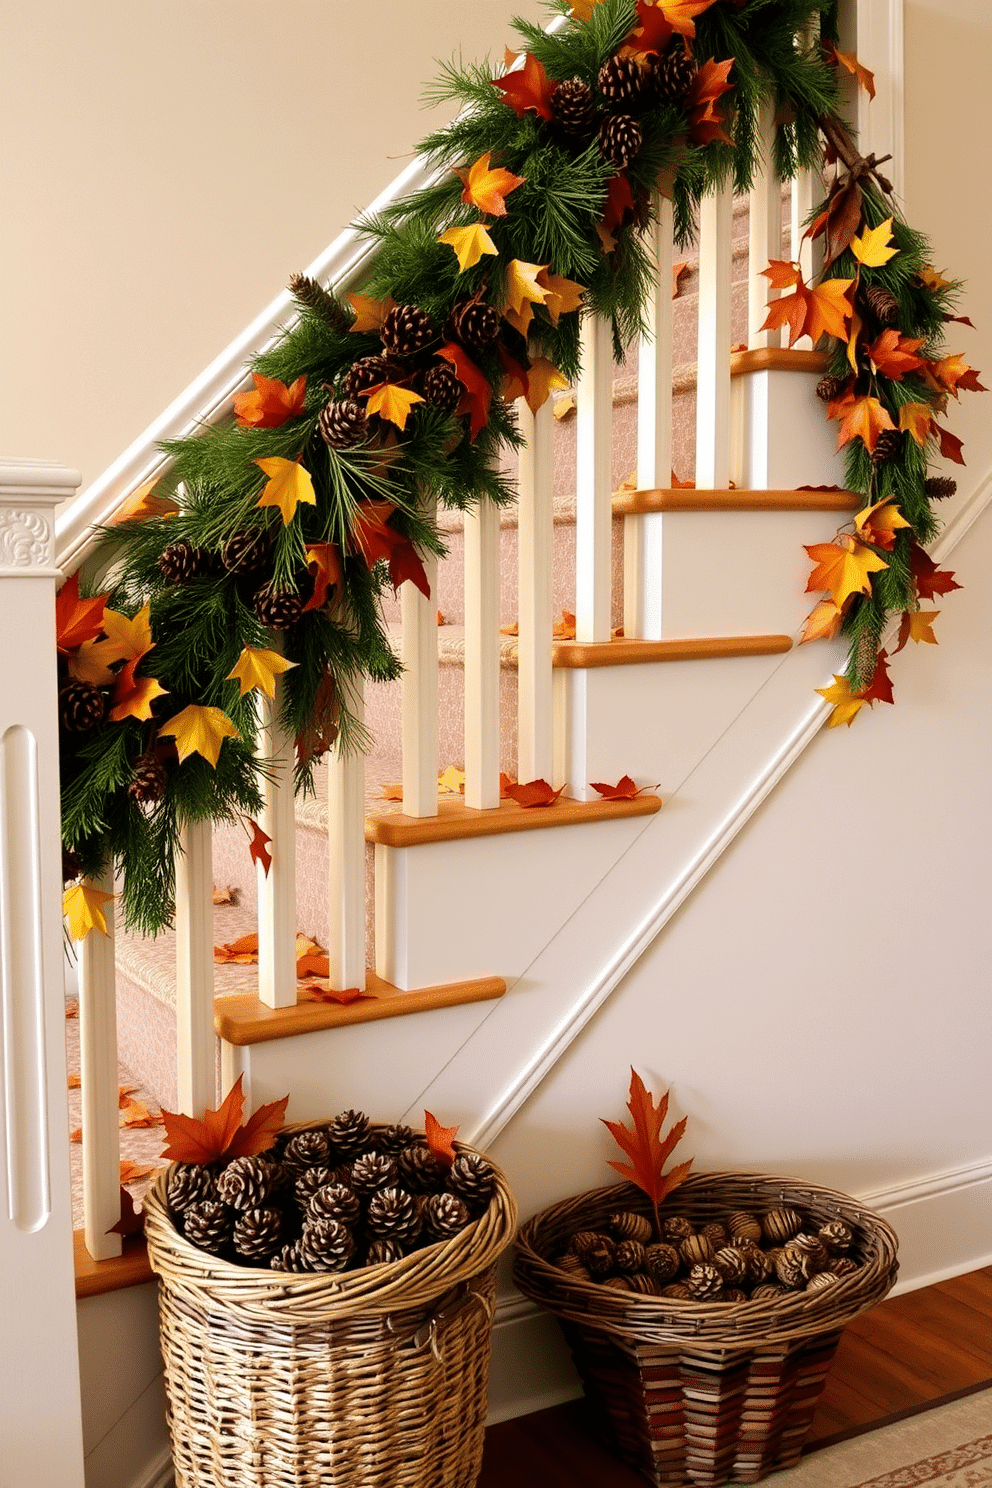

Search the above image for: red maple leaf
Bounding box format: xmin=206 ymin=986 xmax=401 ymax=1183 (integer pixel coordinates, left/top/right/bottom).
xmin=56 ymin=574 xmax=110 ymax=654
xmin=108 ymin=1185 xmax=145 ymax=1238
xmin=503 ymin=778 xmax=566 ymax=808
xmin=247 ymin=819 xmax=272 ymax=876
xmin=934 ymin=424 xmax=966 ymax=465
xmin=387 ymin=536 xmax=431 ymax=599
xmin=491 ymin=51 xmax=557 ymax=120
xmin=860 ymin=648 xmax=895 ymax=705
xmin=909 ymin=543 xmax=962 ymax=600
xmin=436 ymin=344 xmax=492 ymax=440
xmin=424 ymin=1110 xmax=460 ymax=1168
xmin=686 ymin=58 xmax=734 ymax=147
xmin=590 ymin=775 xmax=658 ymax=800
xmin=233 ymin=373 xmax=307 ymax=429
xmin=601 ymin=1069 xmax=694 ymax=1236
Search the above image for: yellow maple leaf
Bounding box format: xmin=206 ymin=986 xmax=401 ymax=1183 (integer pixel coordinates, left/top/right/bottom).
xmin=455 ymin=151 xmax=525 ymax=217
xmin=538 ymin=270 xmax=586 ymax=325
xmin=66 ymin=638 xmax=116 ymax=687
xmin=254 ymin=457 xmax=317 ymax=526
xmin=850 ymin=218 xmax=898 ymax=268
xmin=363 ymin=382 xmax=425 ymax=431
xmin=898 ymin=402 xmax=933 ymax=446
xmin=816 ymin=674 xmax=868 ymax=728
xmin=526 ymin=357 xmax=569 ymax=414
xmin=854 ymin=497 xmax=912 ymax=550
xmin=919 ymin=266 xmax=952 ymax=292
xmin=347 ymin=292 xmax=397 ymax=333
xmin=438 ymin=222 xmax=499 ymax=274
xmin=804 ymin=534 xmax=889 ymax=607
xmin=799 ymin=598 xmax=844 ymax=644
xmin=113 ymin=478 xmax=180 ymax=525
xmin=63 ymin=883 xmax=115 ymax=941
xmin=108 ymin=667 xmax=168 ymax=723
xmin=100 ymin=602 xmax=154 ymax=664
xmin=159 ymin=705 xmax=239 ymax=767
xmin=438 ymin=766 xmax=466 ymax=794
xmin=905 ymin=610 xmax=940 ymax=645
xmin=380 ymin=782 xmax=404 ymax=801
xmin=504 ymin=259 xmax=548 ymax=317
xmin=227 ymin=646 xmax=298 ymax=698
xmin=570 ymin=0 xmax=601 ymax=18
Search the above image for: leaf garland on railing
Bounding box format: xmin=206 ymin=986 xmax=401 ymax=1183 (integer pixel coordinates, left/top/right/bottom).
xmin=56 ymin=0 xmax=965 ymax=931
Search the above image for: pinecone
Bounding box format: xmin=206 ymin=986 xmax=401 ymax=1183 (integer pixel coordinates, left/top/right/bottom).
xmin=318 ymin=398 xmax=370 ymax=449
xmin=271 ymin=1240 xmax=310 ymax=1272
xmin=366 ymin=1187 xmax=421 ymax=1243
xmin=614 ymin=1239 xmax=647 ymax=1274
xmin=551 ymin=77 xmax=596 ymax=135
xmin=556 ymin=1252 xmax=590 ymax=1280
xmin=644 ymin=1243 xmax=680 ymax=1285
xmin=762 ymin=1207 xmax=803 ymax=1244
xmin=609 ymin=1212 xmax=653 ymax=1244
xmin=166 ymin=1163 xmax=218 ymax=1215
xmin=871 ymin=428 xmax=902 ymax=466
xmin=328 ymin=1109 xmax=372 ymax=1159
xmin=807 ymin=1270 xmax=840 ymax=1294
xmin=746 ymin=1246 xmax=774 ymax=1283
xmin=626 ymin=1273 xmax=659 ymax=1295
xmin=712 ymin=1246 xmax=749 ymax=1286
xmin=380 ymin=304 xmax=436 ymax=358
xmin=818 ymin=1221 xmax=853 ymax=1253
xmin=59 ymin=681 xmax=105 ymax=732
xmin=423 ymin=1192 xmax=471 ymax=1241
xmin=396 ymin=1143 xmax=446 ymax=1194
xmin=158 ymin=540 xmax=210 ymax=585
xmin=450 ymin=299 xmax=501 ymax=356
xmin=288 ymin=272 xmax=351 ymax=334
xmin=350 ymin=1152 xmax=398 ymax=1196
xmin=62 ymin=847 xmax=82 ymax=882
xmin=299 ymin=1217 xmax=356 ymax=1272
xmin=686 ymin=1263 xmax=724 ymax=1300
xmin=342 ymin=355 xmax=392 ymax=399
xmin=816 ymin=374 xmax=849 ymax=404
xmin=294 ymin=1165 xmax=338 ymax=1206
xmin=128 ymin=755 xmax=167 ymax=805
xmin=701 ymin=1221 xmax=728 ymax=1250
xmin=828 ymin=1256 xmax=859 ymax=1278
xmin=365 ymin=1238 xmax=406 ymax=1267
xmin=183 ymin=1200 xmax=234 ymax=1255
xmin=775 ymin=1244 xmax=808 ymax=1289
xmin=569 ymin=1231 xmax=607 ymax=1257
xmin=752 ymin=1282 xmax=786 ymax=1301
xmin=925 ymin=476 xmax=957 ymax=500
xmin=420 ymin=362 xmax=463 ymax=412
xmin=651 ymin=44 xmax=698 ymax=104
xmin=865 ymin=284 xmax=900 ymax=325
xmin=448 ymin=1153 xmax=496 ymax=1212
xmin=220 ymin=528 xmax=272 ymax=574
xmin=597 ymin=55 xmax=647 ymax=109
xmin=680 ymin=1234 xmax=714 ymax=1267
xmin=791 ymin=1233 xmax=829 ymax=1274
xmin=307 ymin=1182 xmax=361 ymax=1226
xmin=282 ymin=1127 xmax=336 ymax=1175
xmin=254 ymin=583 xmax=303 ymax=630
xmin=232 ymin=1206 xmax=284 ymax=1262
xmin=659 ymin=1215 xmax=693 ymax=1245
xmin=377 ymin=1123 xmax=417 ymax=1154
xmin=728 ymin=1211 xmax=763 ymax=1244
xmin=659 ymin=1282 xmax=691 ymax=1299
xmin=583 ymin=1238 xmax=616 ymax=1279
xmin=217 ymin=1155 xmax=279 ymax=1211
xmin=598 ymin=115 xmax=643 ymax=170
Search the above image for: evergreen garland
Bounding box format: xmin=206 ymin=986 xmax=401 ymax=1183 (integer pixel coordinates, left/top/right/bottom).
xmin=56 ymin=0 xmax=977 ymax=932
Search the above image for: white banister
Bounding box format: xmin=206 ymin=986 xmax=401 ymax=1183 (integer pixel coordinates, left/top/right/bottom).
xmin=792 ymin=167 xmax=818 ymax=286
xmin=628 ymin=197 xmax=675 ymax=641
xmin=517 ymin=400 xmax=555 ymax=782
xmin=78 ymin=863 xmax=122 ymax=1262
xmin=695 ymin=180 xmax=735 ymax=490
xmin=401 ymin=500 xmax=439 ymax=817
xmin=463 ymin=501 xmax=501 ymax=810
xmin=327 ymin=675 xmax=367 ymax=991
xmin=575 ymin=315 xmax=614 ymax=644
xmin=749 ymin=103 xmax=783 ymax=349
xmin=0 ymin=459 xmax=86 ymax=1488
xmin=256 ymin=682 xmax=297 ymax=1009
xmin=174 ymin=816 xmax=215 ymax=1116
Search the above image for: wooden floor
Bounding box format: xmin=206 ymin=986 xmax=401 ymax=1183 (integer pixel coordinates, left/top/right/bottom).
xmin=477 ymin=1267 xmax=992 ymax=1487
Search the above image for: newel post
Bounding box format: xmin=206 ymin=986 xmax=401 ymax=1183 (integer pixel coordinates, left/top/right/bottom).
xmin=0 ymin=459 xmax=86 ymax=1485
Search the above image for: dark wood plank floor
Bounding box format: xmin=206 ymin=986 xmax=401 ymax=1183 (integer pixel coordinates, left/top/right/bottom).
xmin=477 ymin=1267 xmax=992 ymax=1487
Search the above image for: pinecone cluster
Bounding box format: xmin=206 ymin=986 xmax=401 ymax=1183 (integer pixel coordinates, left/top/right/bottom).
xmin=166 ymin=1111 xmax=498 ymax=1272
xmin=556 ymin=1205 xmax=862 ymax=1303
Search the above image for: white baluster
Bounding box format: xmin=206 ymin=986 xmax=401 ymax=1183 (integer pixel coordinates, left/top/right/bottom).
xmin=175 ymin=817 xmax=215 ymax=1116
xmin=401 ymin=499 xmax=439 ymax=817
xmin=792 ymin=168 xmax=818 ymax=288
xmin=517 ymin=400 xmax=555 ymax=783
xmin=695 ymin=180 xmax=734 ymax=490
xmin=463 ymin=501 xmax=501 ymax=810
xmin=256 ymin=678 xmax=297 ymax=1009
xmin=575 ymin=315 xmax=614 ymax=643
xmin=78 ymin=863 xmax=121 ymax=1261
xmin=749 ymin=101 xmax=783 ymax=348
xmin=628 ymin=197 xmax=675 ymax=641
xmin=327 ymin=675 xmax=366 ymax=991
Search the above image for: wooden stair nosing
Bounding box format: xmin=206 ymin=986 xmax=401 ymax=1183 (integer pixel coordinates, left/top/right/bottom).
xmin=613 ymin=487 xmax=861 ymax=516
xmin=551 ymin=635 xmax=793 ymax=669
xmin=366 ymin=793 xmax=661 ymax=848
xmin=730 ymin=347 xmax=831 ymax=377
xmin=74 ymin=1229 xmax=153 ymax=1299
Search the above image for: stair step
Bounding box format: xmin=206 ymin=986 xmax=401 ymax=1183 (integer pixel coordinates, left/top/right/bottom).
xmin=365 ymin=792 xmax=661 ymax=848
xmin=551 ymin=635 xmax=793 ymax=668
xmin=614 ymin=487 xmax=861 ymax=515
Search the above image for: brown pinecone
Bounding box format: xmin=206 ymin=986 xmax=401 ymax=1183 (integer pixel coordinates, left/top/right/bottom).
xmin=556 ymin=1252 xmax=591 ymax=1280
xmin=299 ymin=1216 xmax=356 ymax=1272
xmin=762 ymin=1207 xmax=803 ymax=1243
xmin=377 ymin=1123 xmax=417 ymax=1154
xmin=925 ymin=476 xmax=957 ymax=500
xmin=583 ymin=1238 xmax=617 ymax=1279
xmin=232 ymin=1206 xmax=284 ymax=1262
xmin=644 ymin=1243 xmax=680 ymax=1285
xmin=701 ymin=1221 xmax=728 ymax=1250
xmin=871 ymin=428 xmax=902 ymax=466
xmin=158 ymin=540 xmax=210 ymax=585
xmin=751 ymin=1282 xmax=786 ymax=1301
xmin=220 ymin=528 xmax=272 ymax=574
xmin=598 ymin=114 xmax=643 ymax=169
xmin=217 ymin=1155 xmax=279 ymax=1211
xmin=659 ymin=1215 xmax=693 ymax=1245
xmin=551 ymin=76 xmax=596 ymax=136
xmin=712 ymin=1246 xmax=748 ymax=1286
xmin=775 ymin=1244 xmax=808 ymax=1289
xmin=865 ymin=284 xmax=900 ymax=325
xmin=651 ymin=44 xmax=698 ymax=103
xmin=288 ymin=272 xmax=351 ymax=334
xmin=328 ymin=1109 xmax=372 ymax=1159
xmin=746 ymin=1246 xmax=774 ymax=1283
xmin=183 ymin=1200 xmax=234 ymax=1254
xmin=294 ymin=1165 xmax=338 ymax=1206
xmin=380 ymin=304 xmax=436 ymax=357
xmin=59 ymin=681 xmax=105 ymax=732
xmin=450 ymin=299 xmax=501 ymax=356
xmin=659 ymin=1282 xmax=691 ymax=1299
xmin=282 ymin=1127 xmax=336 ymax=1175
xmin=816 ymin=374 xmax=848 ymax=403
xmin=728 ymin=1211 xmax=763 ymax=1244
xmin=319 ymin=398 xmax=370 ymax=449
xmin=307 ymin=1182 xmax=361 ymax=1227
xmin=686 ymin=1263 xmax=724 ymax=1300
xmin=365 ymin=1238 xmax=406 ymax=1267
xmin=626 ymin=1273 xmax=659 ymax=1296
xmin=423 ymin=1192 xmax=471 ymax=1241
xmin=254 ymin=583 xmax=303 ymax=630
xmin=166 ymin=1163 xmax=217 ymax=1215
xmin=342 ymin=355 xmax=392 ymax=399
xmin=350 ymin=1151 xmax=398 ymax=1196
xmin=396 ymin=1143 xmax=446 ymax=1194
xmin=62 ymin=847 xmax=83 ymax=882
xmin=807 ymin=1270 xmax=840 ymax=1294
xmin=366 ymin=1186 xmax=421 ymax=1243
xmin=128 ymin=755 xmax=167 ymax=805
xmin=569 ymin=1230 xmax=607 ymax=1257
xmin=421 ymin=362 xmax=463 ymax=412
xmin=597 ymin=55 xmax=647 ymax=109
xmin=614 ymin=1239 xmax=647 ymax=1274
xmin=448 ymin=1153 xmax=496 ymax=1212
xmin=609 ymin=1212 xmax=652 ymax=1244
xmin=819 ymin=1220 xmax=854 ymax=1254
xmin=271 ymin=1239 xmax=309 ymax=1272
xmin=791 ymin=1233 xmax=829 ymax=1274
xmin=680 ymin=1233 xmax=714 ymax=1267
xmin=828 ymin=1256 xmax=859 ymax=1278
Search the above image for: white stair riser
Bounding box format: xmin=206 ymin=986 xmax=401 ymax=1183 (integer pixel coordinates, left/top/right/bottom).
xmin=733 ymin=368 xmax=844 ymax=489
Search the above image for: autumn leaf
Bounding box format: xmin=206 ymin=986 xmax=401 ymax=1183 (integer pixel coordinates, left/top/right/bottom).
xmin=303 ymin=542 xmax=344 ymax=613
xmin=805 ymin=277 xmax=855 ymax=343
xmin=898 ymin=609 xmax=940 ymax=648
xmin=362 ymin=381 xmax=424 ymax=432
xmin=159 ymin=705 xmax=238 ymax=767
xmin=248 ymin=819 xmax=273 ymax=876
xmin=503 ymin=259 xmax=548 ymax=321
xmin=553 ymin=609 xmax=577 ymax=640
xmin=491 ymin=52 xmax=557 ymax=120
xmin=456 ymin=151 xmax=525 ymax=217
xmin=436 ymin=344 xmax=492 ymax=440
xmin=601 ymin=1069 xmax=693 ymax=1234
xmin=349 ymin=499 xmax=398 ymax=565
xmin=108 ymin=657 xmax=169 ymax=723
xmin=56 ymin=575 xmax=109 ymax=655
xmin=761 ymin=280 xmax=809 ymax=347
xmin=762 ymin=259 xmax=802 ymax=291
xmin=380 ymin=782 xmax=404 ymax=801
xmin=823 ymin=40 xmax=876 ymax=99
xmin=499 ymin=773 xmax=518 ymax=799
xmin=935 ymin=423 xmax=966 ymax=464
xmin=835 ymin=394 xmax=896 ymax=454
xmin=227 ymin=646 xmax=297 ymax=699
xmin=525 ymin=357 xmax=569 ymax=414
xmin=898 ymin=402 xmax=933 ymax=446
xmin=686 ymin=58 xmax=734 ymax=147
xmin=438 ymin=765 xmax=466 ymax=795
xmin=867 ymin=330 xmax=925 ymax=381
xmin=424 ymin=1111 xmax=459 ymax=1168
xmin=302 ymin=984 xmax=374 ymax=1005
xmin=254 ymin=456 xmax=317 ymax=526
xmin=63 ymin=883 xmax=114 ymax=941
xmin=113 ymin=479 xmax=180 ymax=525
xmin=347 ymin=292 xmax=397 ymax=334
xmin=854 ymin=497 xmax=912 ymax=551
xmin=100 ymin=602 xmax=154 ymax=664
xmin=806 ymin=177 xmax=864 ymax=269
xmin=498 ymin=344 xmax=530 ymax=404
xmin=920 ymin=266 xmax=953 ymax=292
xmin=930 ymin=353 xmax=985 ymax=397
xmin=214 ymin=933 xmax=259 ymax=965
xmin=438 ymin=222 xmax=499 ymax=274
xmin=672 ymin=262 xmax=690 ymax=298
xmin=212 ymin=884 xmax=238 ymax=905
xmin=121 ymin=1098 xmax=163 ymax=1129
xmin=66 ymin=638 xmax=117 ymax=687
xmin=590 ymin=776 xmax=658 ymax=800
xmin=910 ymin=542 xmax=962 ymax=600
xmin=851 ymin=217 xmax=898 ymax=268
xmin=816 ymin=674 xmax=868 ymax=727
xmin=804 ymin=534 xmax=889 ymax=607
xmin=860 ymin=649 xmax=895 ymax=705
xmin=799 ymin=598 xmax=845 ymax=643
xmin=225 ymin=1090 xmax=292 ymax=1161
xmin=538 ymin=269 xmax=586 ymax=325
xmin=503 ymin=778 xmax=566 ymax=808
xmin=67 ymin=1072 xmax=81 ymax=1089
xmin=120 ymin=1160 xmax=157 ymax=1185
xmin=233 ymin=372 xmax=307 ymax=429
xmin=108 ymin=1186 xmax=144 ymax=1238
xmin=160 ymin=1074 xmax=288 ymax=1164
xmin=294 ymin=667 xmax=338 ymax=770
xmin=570 ymin=0 xmax=600 ymax=18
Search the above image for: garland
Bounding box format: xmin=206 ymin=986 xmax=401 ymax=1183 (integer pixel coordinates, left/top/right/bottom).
xmin=56 ymin=0 xmax=978 ymax=936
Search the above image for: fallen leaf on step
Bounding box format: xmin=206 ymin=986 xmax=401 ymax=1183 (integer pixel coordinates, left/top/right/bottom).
xmin=499 ymin=772 xmax=518 ymax=798
xmin=117 ymin=1084 xmax=138 ymax=1107
xmin=553 ymin=610 xmax=576 ymax=639
xmin=672 ymin=262 xmax=690 ymax=298
xmin=602 ymin=1069 xmax=693 ymax=1234
xmin=671 ymin=470 xmax=694 ymax=488
xmin=161 ymin=1074 xmax=288 ymax=1164
xmin=214 ymin=933 xmax=260 ymax=965
xmin=380 ymin=782 xmax=404 ymax=801
xmin=121 ymin=1098 xmax=164 ymax=1129
xmin=424 ymin=1110 xmax=459 ymax=1167
xmin=437 ymin=610 xmax=446 ymax=626
xmin=301 ymin=983 xmax=375 ymax=1006
xmin=296 ymin=936 xmax=330 ymax=979
xmin=108 ymin=1186 xmax=145 ymax=1238
xmin=120 ymin=1161 xmax=158 ymax=1185
xmin=212 ymin=885 xmax=239 ymax=906
xmin=68 ymin=1072 xmax=81 ymax=1089
xmin=503 ymin=778 xmax=566 ymax=808
xmin=438 ymin=766 xmax=466 ymax=794
xmin=590 ymin=776 xmax=659 ymax=800
xmin=248 ymin=819 xmax=273 ymax=876
xmin=612 ymin=625 xmax=624 ymax=638
xmin=65 ymin=1003 xmax=79 ymax=1019
xmin=797 ymin=484 xmax=843 ymax=491
xmin=499 ymin=621 xmax=519 ymax=635
xmin=70 ymin=1126 xmax=81 ymax=1144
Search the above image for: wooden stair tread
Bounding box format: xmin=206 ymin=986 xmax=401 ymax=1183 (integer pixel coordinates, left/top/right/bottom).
xmin=731 ymin=348 xmax=831 ymax=376
xmin=215 ymin=970 xmax=507 ymax=1045
xmin=613 ymin=487 xmax=861 ymax=515
xmin=366 ymin=794 xmax=661 ymax=848
xmin=552 ymin=635 xmax=792 ymax=669
xmin=74 ymin=1230 xmax=153 ymax=1299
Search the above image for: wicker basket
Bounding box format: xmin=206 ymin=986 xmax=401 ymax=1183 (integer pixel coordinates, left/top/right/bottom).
xmin=514 ymin=1172 xmax=898 ymax=1487
xmin=143 ymin=1127 xmax=517 ymax=1488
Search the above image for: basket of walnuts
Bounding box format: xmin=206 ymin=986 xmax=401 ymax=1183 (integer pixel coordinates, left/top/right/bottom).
xmin=141 ymin=1080 xmax=517 ymax=1488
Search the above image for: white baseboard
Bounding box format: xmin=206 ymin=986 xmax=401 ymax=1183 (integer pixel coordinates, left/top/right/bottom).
xmin=486 ymin=1158 xmax=992 ymax=1424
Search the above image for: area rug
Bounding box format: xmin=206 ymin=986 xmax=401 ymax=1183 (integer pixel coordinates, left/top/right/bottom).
xmin=788 ymin=1390 xmax=992 ymax=1488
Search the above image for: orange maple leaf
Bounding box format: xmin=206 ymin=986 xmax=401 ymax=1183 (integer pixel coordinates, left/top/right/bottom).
xmin=867 ymin=330 xmax=926 ymax=381
xmin=108 ymin=657 xmax=168 ymax=723
xmin=805 ymin=277 xmax=855 ymax=344
xmin=424 ymin=1110 xmax=459 ymax=1168
xmin=112 ymin=478 xmax=180 ymax=525
xmin=553 ymin=609 xmax=577 ymax=640
xmin=686 ymin=58 xmax=734 ymax=147
xmin=835 ymin=394 xmax=896 ymax=454
xmin=160 ymin=1075 xmax=288 ymax=1164
xmin=601 ymin=1069 xmax=693 ymax=1235
xmin=214 ymin=933 xmax=260 ymax=965
xmin=303 ymin=542 xmax=344 ymax=613
xmin=491 ymin=52 xmax=557 ymax=120
xmin=455 ymin=151 xmax=525 ymax=217
xmin=248 ymin=819 xmax=273 ymax=876
xmin=804 ymin=534 xmax=889 ymax=607
xmin=823 ymin=39 xmax=876 ymax=99
xmin=120 ymin=1160 xmax=157 ymax=1185
xmin=930 ymin=353 xmax=985 ymax=397
xmin=499 ymin=772 xmax=518 ymax=798
xmin=347 ymin=292 xmax=397 ymax=334
xmin=799 ymin=598 xmax=845 ymax=643
xmin=56 ymin=575 xmax=109 ymax=655
xmin=301 ymin=983 xmax=375 ymax=1005
xmin=854 ymin=497 xmax=912 ymax=551
xmin=233 ymin=372 xmax=307 ymax=429
xmin=897 ymin=402 xmax=933 ymax=446
xmin=590 ymin=776 xmax=658 ymax=800
xmin=503 ymin=778 xmax=566 ymax=808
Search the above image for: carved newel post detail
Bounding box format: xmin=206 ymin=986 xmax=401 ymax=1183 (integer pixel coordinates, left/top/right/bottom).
xmin=0 ymin=459 xmax=86 ymax=1485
